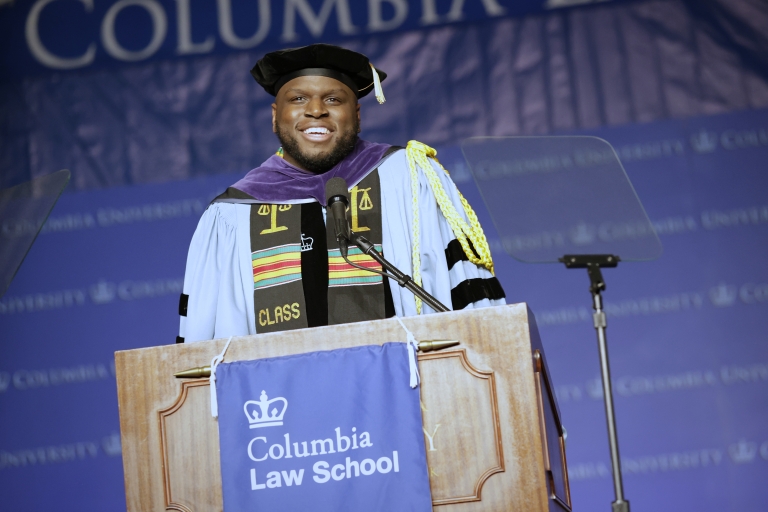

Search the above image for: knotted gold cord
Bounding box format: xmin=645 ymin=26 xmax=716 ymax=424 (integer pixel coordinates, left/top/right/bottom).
xmin=405 ymin=141 xmax=495 ymax=314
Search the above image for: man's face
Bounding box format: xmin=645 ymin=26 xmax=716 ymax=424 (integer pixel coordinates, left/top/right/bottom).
xmin=272 ymin=75 xmax=361 ymax=174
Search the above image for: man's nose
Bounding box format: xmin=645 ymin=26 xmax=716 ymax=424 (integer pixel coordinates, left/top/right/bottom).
xmin=304 ymin=97 xmax=328 ymax=118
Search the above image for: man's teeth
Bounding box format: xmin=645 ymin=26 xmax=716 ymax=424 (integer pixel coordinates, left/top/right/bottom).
xmin=303 ymin=127 xmax=329 ymax=134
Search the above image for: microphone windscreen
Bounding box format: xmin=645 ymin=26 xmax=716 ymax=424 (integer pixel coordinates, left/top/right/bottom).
xmin=325 ymin=177 xmax=349 ymax=206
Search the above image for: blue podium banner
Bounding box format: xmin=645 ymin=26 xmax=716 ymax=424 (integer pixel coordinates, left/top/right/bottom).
xmin=214 ymin=343 xmax=433 ymax=512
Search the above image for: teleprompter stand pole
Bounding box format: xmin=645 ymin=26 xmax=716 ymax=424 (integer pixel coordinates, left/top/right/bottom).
xmin=560 ymin=254 xmax=630 ymax=512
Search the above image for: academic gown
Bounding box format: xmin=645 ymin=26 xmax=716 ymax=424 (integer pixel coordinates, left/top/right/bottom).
xmin=179 ymin=142 xmax=505 ymax=343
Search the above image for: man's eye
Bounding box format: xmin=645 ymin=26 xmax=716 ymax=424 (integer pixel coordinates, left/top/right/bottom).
xmin=326 ymin=97 xmax=340 ymax=103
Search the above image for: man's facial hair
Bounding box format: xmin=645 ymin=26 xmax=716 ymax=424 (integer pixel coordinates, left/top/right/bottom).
xmin=275 ymin=118 xmax=360 ymax=174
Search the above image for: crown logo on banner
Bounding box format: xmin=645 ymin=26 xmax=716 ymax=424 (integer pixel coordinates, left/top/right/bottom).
xmin=570 ymin=222 xmax=596 ymax=246
xmin=729 ymin=439 xmax=757 ymax=464
xmin=102 ymin=432 xmax=122 ymax=457
xmin=90 ymin=280 xmax=116 ymax=305
xmin=690 ymin=129 xmax=719 ymax=153
xmin=709 ymin=283 xmax=737 ymax=307
xmin=244 ymin=391 xmax=288 ymax=429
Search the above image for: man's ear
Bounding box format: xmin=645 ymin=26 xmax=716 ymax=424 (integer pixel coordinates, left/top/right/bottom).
xmin=271 ymin=103 xmax=277 ymax=133
xmin=356 ymin=103 xmax=361 ymax=133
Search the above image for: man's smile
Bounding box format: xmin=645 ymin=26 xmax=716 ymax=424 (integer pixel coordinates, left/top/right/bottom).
xmin=299 ymin=125 xmax=334 ymax=143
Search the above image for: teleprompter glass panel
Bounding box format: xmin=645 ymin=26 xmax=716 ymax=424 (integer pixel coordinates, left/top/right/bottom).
xmin=0 ymin=169 xmax=71 ymax=298
xmin=461 ymin=137 xmax=662 ymax=263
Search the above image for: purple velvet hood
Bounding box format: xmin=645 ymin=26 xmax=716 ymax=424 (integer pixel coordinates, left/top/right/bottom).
xmin=231 ymin=139 xmax=394 ymax=204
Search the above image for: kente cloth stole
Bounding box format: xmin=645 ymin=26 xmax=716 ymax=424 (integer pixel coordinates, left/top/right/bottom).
xmin=250 ymin=171 xmax=385 ymax=333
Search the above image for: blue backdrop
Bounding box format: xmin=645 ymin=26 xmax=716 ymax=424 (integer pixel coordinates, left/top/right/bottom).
xmin=1 ymin=0 xmax=768 ymax=511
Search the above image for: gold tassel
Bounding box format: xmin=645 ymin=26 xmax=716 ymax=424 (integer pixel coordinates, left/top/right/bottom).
xmin=370 ymin=63 xmax=386 ymax=104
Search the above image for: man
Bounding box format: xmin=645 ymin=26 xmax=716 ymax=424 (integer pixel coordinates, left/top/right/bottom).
xmin=178 ymin=44 xmax=505 ymax=343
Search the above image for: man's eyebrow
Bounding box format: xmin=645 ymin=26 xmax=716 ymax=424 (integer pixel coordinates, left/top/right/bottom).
xmin=283 ymin=88 xmax=351 ymax=97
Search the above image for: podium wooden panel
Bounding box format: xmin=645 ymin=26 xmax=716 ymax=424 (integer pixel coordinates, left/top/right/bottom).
xmin=116 ymin=303 xmax=571 ymax=512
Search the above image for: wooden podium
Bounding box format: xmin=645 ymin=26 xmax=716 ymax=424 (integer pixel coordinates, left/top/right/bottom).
xmin=115 ymin=303 xmax=571 ymax=512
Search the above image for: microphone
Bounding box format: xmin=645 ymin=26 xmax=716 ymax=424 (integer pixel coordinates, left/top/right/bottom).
xmin=325 ymin=177 xmax=351 ymax=256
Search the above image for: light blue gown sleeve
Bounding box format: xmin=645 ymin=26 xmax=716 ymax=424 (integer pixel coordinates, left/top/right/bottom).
xmin=380 ymin=150 xmax=506 ymax=317
xmin=426 ymin=158 xmax=506 ymax=311
xmin=179 ymin=203 xmax=255 ymax=343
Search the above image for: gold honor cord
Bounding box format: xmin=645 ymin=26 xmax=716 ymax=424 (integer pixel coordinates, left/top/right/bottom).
xmin=406 ymin=143 xmax=424 ymax=314
xmin=405 ymin=141 xmax=496 ymax=314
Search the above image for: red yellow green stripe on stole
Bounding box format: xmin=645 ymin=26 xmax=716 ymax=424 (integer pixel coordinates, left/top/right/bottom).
xmin=328 ymin=245 xmax=383 ymax=287
xmin=252 ymin=243 xmax=302 ymax=289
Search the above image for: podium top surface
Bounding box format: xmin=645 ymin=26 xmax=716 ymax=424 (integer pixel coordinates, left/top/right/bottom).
xmin=116 ymin=303 xmax=537 ymax=360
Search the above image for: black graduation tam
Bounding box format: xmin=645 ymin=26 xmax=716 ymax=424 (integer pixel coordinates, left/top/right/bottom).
xmin=251 ymin=44 xmax=387 ymax=103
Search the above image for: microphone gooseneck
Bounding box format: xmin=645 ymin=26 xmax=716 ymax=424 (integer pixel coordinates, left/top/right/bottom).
xmin=323 ymin=176 xmax=450 ymax=313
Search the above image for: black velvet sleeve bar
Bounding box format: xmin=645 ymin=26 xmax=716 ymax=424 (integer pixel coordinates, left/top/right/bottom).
xmin=450 ymin=277 xmax=506 ymax=311
xmin=444 ymin=238 xmax=480 ymax=271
